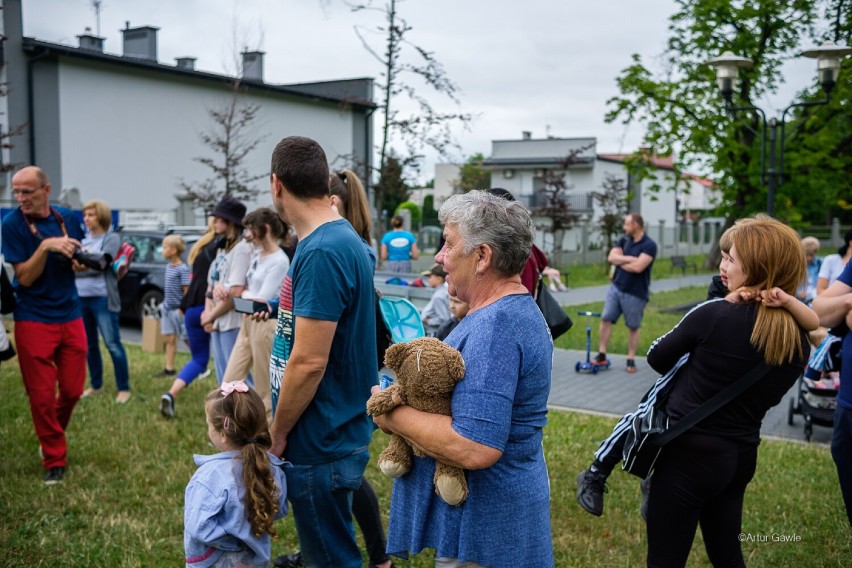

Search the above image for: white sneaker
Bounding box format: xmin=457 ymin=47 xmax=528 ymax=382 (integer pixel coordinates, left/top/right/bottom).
xmin=197 ymin=369 xmax=211 ymax=380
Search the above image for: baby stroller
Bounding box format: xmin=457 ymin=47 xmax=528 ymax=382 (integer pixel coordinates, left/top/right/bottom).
xmin=788 ymin=334 xmax=841 ymax=442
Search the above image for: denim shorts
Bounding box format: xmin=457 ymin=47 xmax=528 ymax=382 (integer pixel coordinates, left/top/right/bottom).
xmin=160 ymin=307 xmax=185 ymax=336
xmin=601 ymin=285 xmax=647 ymax=329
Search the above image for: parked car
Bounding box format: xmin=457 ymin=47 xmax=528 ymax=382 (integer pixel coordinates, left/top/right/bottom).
xmin=117 ymin=228 xmax=205 ymax=323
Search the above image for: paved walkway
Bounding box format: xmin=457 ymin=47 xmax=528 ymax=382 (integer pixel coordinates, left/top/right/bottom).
xmin=548 ymin=349 xmax=832 ymax=446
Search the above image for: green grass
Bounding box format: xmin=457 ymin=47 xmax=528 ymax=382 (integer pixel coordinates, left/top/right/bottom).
xmin=0 ymin=339 xmax=849 ymax=566
xmin=561 ymin=253 xmax=715 ymax=288
xmin=556 ymin=285 xmax=709 ymax=355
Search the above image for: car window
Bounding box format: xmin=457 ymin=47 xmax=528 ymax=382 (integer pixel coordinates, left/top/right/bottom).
xmin=124 ymin=235 xmax=164 ymax=264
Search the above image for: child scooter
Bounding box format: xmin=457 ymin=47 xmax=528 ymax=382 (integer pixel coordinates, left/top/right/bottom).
xmin=575 ymin=311 xmax=610 ymax=374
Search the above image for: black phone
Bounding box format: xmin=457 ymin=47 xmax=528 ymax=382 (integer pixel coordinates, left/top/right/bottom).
xmin=233 ymin=297 xmax=270 ymax=315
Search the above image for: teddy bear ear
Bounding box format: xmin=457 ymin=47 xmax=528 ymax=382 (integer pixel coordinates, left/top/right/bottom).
xmin=447 ymin=347 xmax=466 ymax=382
xmin=384 ymin=341 xmax=410 ymax=370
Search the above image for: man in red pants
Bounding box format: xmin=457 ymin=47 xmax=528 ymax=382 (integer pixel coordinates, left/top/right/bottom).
xmin=2 ymin=166 xmax=87 ymax=485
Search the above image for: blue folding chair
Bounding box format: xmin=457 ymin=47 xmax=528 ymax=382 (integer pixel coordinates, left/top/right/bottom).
xmin=378 ymin=296 xmax=426 ymax=343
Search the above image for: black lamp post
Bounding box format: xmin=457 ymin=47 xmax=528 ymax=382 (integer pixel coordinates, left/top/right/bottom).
xmin=706 ymin=42 xmax=852 ymax=217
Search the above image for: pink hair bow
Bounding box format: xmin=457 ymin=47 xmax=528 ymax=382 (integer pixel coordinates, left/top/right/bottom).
xmin=221 ymin=381 xmax=249 ymax=397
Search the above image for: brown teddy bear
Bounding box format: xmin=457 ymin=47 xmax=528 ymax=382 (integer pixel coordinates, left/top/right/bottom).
xmin=366 ymin=337 xmax=468 ymax=505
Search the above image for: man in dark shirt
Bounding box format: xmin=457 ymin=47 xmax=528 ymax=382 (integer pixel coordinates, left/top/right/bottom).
xmin=2 ymin=166 xmax=87 ymax=485
xmin=597 ymin=213 xmax=657 ymax=373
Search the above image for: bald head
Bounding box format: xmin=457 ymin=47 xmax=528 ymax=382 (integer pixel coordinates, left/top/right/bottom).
xmin=12 ymin=166 xmax=51 ymax=217
xmin=13 ymin=166 xmax=49 ymax=188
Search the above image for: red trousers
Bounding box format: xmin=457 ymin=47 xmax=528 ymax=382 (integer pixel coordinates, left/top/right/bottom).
xmin=15 ymin=319 xmax=87 ymax=469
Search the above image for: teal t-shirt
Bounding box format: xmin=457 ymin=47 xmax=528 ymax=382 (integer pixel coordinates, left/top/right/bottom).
xmin=269 ymin=219 xmax=378 ymax=464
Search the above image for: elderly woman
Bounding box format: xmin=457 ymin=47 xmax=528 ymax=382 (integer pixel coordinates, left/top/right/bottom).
xmin=373 ymin=190 xmax=554 ymax=568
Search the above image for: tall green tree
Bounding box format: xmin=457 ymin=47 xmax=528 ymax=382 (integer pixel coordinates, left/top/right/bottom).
xmin=606 ymin=0 xmax=823 ymax=227
xmin=453 ymin=153 xmax=491 ymax=192
xmin=375 ymin=153 xmax=410 ymax=227
xmin=422 ymin=194 xmax=439 ymax=226
xmin=780 ymin=0 xmax=852 ymax=225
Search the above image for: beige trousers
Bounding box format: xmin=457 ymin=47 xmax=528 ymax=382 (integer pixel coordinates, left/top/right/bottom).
xmin=221 ymin=316 xmax=277 ymax=423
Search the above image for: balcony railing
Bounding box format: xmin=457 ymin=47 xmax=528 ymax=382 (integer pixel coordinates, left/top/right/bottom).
xmin=516 ymin=192 xmax=594 ymax=212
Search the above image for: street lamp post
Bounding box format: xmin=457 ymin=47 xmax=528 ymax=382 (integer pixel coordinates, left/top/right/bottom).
xmin=706 ymin=42 xmax=852 ymax=217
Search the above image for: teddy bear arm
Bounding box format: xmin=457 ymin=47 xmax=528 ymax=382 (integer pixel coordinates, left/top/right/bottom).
xmin=378 ymin=434 xmax=413 ymax=478
xmin=366 ymin=384 xmax=403 ymax=416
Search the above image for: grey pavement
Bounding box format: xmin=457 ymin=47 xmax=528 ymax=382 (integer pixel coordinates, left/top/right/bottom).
xmin=120 ymin=272 xmax=833 ymax=446
xmin=549 ymin=349 xmax=832 ymax=446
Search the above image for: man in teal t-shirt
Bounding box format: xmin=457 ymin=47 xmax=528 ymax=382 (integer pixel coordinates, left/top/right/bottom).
xmin=268 ymin=137 xmax=377 ymax=568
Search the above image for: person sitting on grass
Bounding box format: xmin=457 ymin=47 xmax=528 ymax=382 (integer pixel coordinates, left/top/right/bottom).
xmin=155 ymin=235 xmax=189 ymax=378
xmin=184 ymin=381 xmax=288 ymax=567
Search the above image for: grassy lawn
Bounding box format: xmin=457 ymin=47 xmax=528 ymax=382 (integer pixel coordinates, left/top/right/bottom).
xmin=0 ymin=338 xmax=848 ymax=566
xmin=562 ymin=252 xmax=714 ymax=289
xmin=557 ymin=285 xmax=710 ymax=355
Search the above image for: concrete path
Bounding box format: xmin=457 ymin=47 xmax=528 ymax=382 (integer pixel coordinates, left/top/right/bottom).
xmin=549 ymin=349 xmax=832 ymax=446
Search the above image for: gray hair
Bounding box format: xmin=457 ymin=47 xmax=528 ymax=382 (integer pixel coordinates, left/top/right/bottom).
xmin=438 ymin=190 xmax=533 ymax=276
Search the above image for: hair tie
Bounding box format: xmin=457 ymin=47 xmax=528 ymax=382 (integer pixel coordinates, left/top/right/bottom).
xmin=223 ymin=416 xmax=230 ymax=431
xmin=221 ymin=381 xmax=249 ymax=397
xmin=244 ymin=437 xmax=264 ymax=445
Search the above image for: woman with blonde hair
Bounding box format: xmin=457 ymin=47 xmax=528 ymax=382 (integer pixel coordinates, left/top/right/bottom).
xmin=642 ymin=216 xmax=815 ymax=566
xmin=76 ymin=199 xmax=130 ymax=403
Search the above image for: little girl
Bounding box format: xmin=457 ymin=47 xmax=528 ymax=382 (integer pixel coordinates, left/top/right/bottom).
xmin=184 ymin=382 xmax=288 ymax=567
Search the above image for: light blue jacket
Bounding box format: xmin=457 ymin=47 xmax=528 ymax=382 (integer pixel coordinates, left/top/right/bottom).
xmin=184 ymin=451 xmax=288 ymax=567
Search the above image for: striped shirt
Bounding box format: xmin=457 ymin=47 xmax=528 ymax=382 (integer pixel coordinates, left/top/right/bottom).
xmin=164 ymin=262 xmax=191 ymax=310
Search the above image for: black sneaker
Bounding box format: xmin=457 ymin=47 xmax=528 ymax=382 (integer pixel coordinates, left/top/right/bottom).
xmin=0 ymin=343 xmax=15 ymax=361
xmin=626 ymin=359 xmax=637 ymax=374
xmin=594 ymin=353 xmax=607 ymax=364
xmin=576 ymin=468 xmax=608 ymax=516
xmin=44 ymin=466 xmax=65 ymax=485
xmin=160 ymin=393 xmax=175 ymax=418
xmin=272 ymin=551 xmax=304 ymax=568
xmin=154 ymin=368 xmax=176 ymax=377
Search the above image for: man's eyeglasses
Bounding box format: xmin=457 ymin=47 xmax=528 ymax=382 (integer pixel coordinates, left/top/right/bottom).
xmin=12 ymin=186 xmax=44 ymax=197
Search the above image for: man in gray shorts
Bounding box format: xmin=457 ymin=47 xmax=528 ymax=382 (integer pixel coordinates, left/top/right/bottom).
xmin=596 ymin=213 xmax=657 ymax=373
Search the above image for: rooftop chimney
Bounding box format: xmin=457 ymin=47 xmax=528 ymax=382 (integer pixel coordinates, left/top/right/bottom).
xmin=175 ymin=57 xmax=196 ymax=71
xmin=77 ymin=27 xmax=104 ymax=52
xmin=121 ymin=22 xmax=159 ymax=61
xmin=522 ymin=130 xmax=532 ymax=140
xmin=241 ymin=50 xmax=265 ymax=82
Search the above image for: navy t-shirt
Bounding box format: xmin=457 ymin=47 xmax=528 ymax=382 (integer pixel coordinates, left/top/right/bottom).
xmin=612 ymin=233 xmax=657 ymax=301
xmin=2 ymin=206 xmax=84 ymax=323
xmin=269 ymin=219 xmax=378 ymax=464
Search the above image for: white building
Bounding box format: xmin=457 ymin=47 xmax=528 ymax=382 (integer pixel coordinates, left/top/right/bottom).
xmin=1 ymin=0 xmax=374 ymax=226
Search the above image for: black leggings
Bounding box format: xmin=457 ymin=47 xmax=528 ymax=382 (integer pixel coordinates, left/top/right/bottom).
xmin=352 ymin=477 xmax=390 ymax=566
xmin=646 ymin=433 xmax=757 ymax=568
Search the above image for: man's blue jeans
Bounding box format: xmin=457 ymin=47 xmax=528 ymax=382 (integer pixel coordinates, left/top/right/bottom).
xmin=81 ymin=296 xmax=130 ymax=392
xmin=286 ymin=446 xmax=370 ymax=568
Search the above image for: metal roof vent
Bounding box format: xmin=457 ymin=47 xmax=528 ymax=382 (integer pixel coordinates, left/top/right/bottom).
xmin=241 ymin=50 xmax=265 ymax=82
xmin=121 ymin=22 xmax=159 ymax=61
xmin=176 ymin=57 xmax=196 ymax=70
xmin=77 ymin=27 xmax=104 ymax=52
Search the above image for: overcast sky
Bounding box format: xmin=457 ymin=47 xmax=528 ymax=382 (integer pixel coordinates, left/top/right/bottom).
xmin=24 ymin=0 xmax=818 ymax=181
